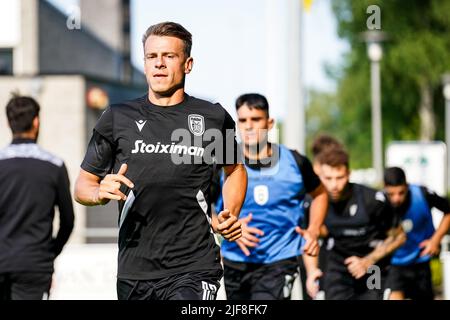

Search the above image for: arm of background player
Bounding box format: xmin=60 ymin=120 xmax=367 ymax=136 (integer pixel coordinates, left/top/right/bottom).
xmin=307 ymin=184 xmax=328 ymax=239
xmin=302 ymin=253 xmax=323 ymax=298
xmin=346 ymin=226 xmax=406 ymax=279
xmin=365 ymin=225 xmax=406 ymax=265
xmin=53 ymin=163 xmax=75 ymax=257
xmin=420 ymin=213 xmax=450 ymax=257
xmin=420 ymin=188 xmax=450 ymax=257
xmin=296 ymin=184 xmax=328 ymax=256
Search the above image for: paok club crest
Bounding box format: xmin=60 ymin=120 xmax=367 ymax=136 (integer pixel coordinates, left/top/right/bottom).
xmin=188 ymin=114 xmax=205 ymax=136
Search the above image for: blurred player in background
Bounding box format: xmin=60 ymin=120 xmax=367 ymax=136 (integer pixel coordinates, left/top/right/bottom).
xmin=384 ymin=167 xmax=450 ymax=300
xmin=0 ymin=95 xmax=74 ymax=300
xmin=303 ymin=148 xmax=405 ymax=300
xmin=299 ymin=134 xmax=344 ymax=299
xmin=215 ymin=93 xmax=328 ymax=300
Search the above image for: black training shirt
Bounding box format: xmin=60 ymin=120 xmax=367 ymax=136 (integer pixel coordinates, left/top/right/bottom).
xmin=81 ymin=94 xmax=240 ymax=280
xmin=0 ymin=139 xmax=74 ymax=273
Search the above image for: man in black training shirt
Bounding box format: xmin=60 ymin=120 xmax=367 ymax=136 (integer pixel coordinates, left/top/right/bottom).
xmin=0 ymin=96 xmax=74 ymax=300
xmin=302 ymin=148 xmax=405 ymax=300
xmin=74 ymin=22 xmax=247 ymax=300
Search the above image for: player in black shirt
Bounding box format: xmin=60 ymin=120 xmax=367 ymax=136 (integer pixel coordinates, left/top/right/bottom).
xmin=299 ymin=134 xmax=344 ymax=299
xmin=0 ymin=96 xmax=74 ymax=300
xmin=302 ymin=148 xmax=405 ymax=300
xmin=74 ymin=22 xmax=247 ymax=300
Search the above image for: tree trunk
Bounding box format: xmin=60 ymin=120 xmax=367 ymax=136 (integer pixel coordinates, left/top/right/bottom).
xmin=419 ymin=80 xmax=435 ymax=141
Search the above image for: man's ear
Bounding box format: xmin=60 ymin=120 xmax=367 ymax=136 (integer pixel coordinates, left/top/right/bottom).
xmin=185 ymin=57 xmax=194 ymax=74
xmin=33 ymin=116 xmax=39 ymax=130
xmin=267 ymin=117 xmax=275 ymax=131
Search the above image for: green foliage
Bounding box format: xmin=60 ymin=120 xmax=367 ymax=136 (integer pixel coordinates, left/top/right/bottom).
xmin=306 ymin=0 xmax=450 ymax=168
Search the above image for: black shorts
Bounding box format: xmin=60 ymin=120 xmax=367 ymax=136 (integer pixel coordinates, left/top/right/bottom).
xmin=323 ymin=253 xmax=387 ymax=300
xmin=386 ymin=262 xmax=434 ymax=300
xmin=223 ymin=257 xmax=299 ymax=300
xmin=0 ymin=272 xmax=52 ymax=300
xmin=117 ymin=269 xmax=223 ymax=300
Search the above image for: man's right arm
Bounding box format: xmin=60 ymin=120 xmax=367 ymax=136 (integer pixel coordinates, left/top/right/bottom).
xmin=75 ymin=164 xmax=133 ymax=206
xmin=75 ymin=124 xmax=133 ymax=206
xmin=302 ymin=253 xmax=323 ymax=298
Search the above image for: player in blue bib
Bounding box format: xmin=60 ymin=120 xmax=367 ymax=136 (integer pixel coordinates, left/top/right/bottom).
xmin=214 ymin=93 xmax=328 ymax=300
xmin=383 ymin=167 xmax=450 ymax=300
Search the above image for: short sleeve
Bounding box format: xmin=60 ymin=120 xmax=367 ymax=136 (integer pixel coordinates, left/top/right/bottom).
xmin=422 ymin=186 xmax=450 ymax=214
xmin=94 ymin=107 xmax=114 ymax=144
xmin=290 ymin=150 xmax=321 ymax=193
xmin=368 ymin=190 xmax=396 ymax=235
xmin=81 ymin=131 xmax=116 ymax=179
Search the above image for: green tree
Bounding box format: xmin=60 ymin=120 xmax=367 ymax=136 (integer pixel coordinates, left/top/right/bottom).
xmin=307 ymin=0 xmax=450 ymax=168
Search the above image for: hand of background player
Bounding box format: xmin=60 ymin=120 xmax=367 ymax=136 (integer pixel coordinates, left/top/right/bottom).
xmin=235 ymin=213 xmax=264 ymax=256
xmin=419 ymin=238 xmax=440 ymax=257
xmin=96 ymin=164 xmax=134 ymax=204
xmin=344 ymin=256 xmax=372 ymax=279
xmin=216 ymin=209 xmax=242 ymax=242
xmin=306 ymin=268 xmax=323 ymax=299
xmin=295 ymin=227 xmax=319 ymax=256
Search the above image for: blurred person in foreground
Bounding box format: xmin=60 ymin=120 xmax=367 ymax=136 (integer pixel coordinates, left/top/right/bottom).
xmin=215 ymin=93 xmax=328 ymax=299
xmin=383 ymin=167 xmax=450 ymax=300
xmin=74 ymin=21 xmax=246 ymax=300
xmin=0 ymin=95 xmax=74 ymax=300
xmin=303 ymin=148 xmax=405 ymax=300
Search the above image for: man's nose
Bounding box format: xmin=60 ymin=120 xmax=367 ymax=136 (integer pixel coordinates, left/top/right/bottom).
xmin=330 ymin=180 xmax=338 ymax=190
xmin=155 ymin=56 xmax=165 ymax=68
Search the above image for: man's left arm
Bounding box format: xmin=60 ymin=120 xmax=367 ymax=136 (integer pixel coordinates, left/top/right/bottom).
xmin=53 ymin=163 xmax=75 ymax=257
xmin=420 ymin=188 xmax=450 ymax=257
xmin=292 ymin=152 xmax=328 ymax=257
xmin=297 ymin=184 xmax=328 ymax=256
xmin=345 ymin=199 xmax=406 ymax=279
xmin=213 ymin=163 xmax=247 ymax=241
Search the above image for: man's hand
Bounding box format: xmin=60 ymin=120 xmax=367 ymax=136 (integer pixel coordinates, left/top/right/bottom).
xmin=344 ymin=256 xmax=373 ymax=279
xmin=96 ymin=164 xmax=134 ymax=204
xmin=235 ymin=213 xmax=264 ymax=256
xmin=419 ymin=238 xmax=440 ymax=257
xmin=295 ymin=226 xmax=319 ymax=256
xmin=306 ymin=268 xmax=323 ymax=299
xmin=216 ymin=209 xmax=242 ymax=242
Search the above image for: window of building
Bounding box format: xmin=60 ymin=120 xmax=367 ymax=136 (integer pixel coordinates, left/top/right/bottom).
xmin=0 ymin=48 xmax=13 ymax=75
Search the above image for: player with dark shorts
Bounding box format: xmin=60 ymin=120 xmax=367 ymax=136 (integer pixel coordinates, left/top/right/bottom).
xmin=303 ymin=148 xmax=405 ymax=300
xmin=74 ymin=22 xmax=247 ymax=300
xmin=383 ymin=167 xmax=450 ymax=300
xmin=215 ymin=94 xmax=328 ymax=300
xmin=299 ymin=134 xmax=344 ymax=300
xmin=0 ymin=96 xmax=74 ymax=300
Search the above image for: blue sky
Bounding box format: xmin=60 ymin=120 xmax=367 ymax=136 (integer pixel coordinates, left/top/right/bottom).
xmin=49 ymin=0 xmax=348 ymax=119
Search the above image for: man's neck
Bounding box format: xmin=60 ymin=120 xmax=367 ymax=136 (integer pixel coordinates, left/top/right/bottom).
xmin=13 ymin=132 xmax=37 ymax=141
xmin=330 ymin=183 xmax=352 ymax=203
xmin=244 ymin=142 xmax=272 ymax=161
xmin=148 ymin=88 xmax=185 ymax=106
